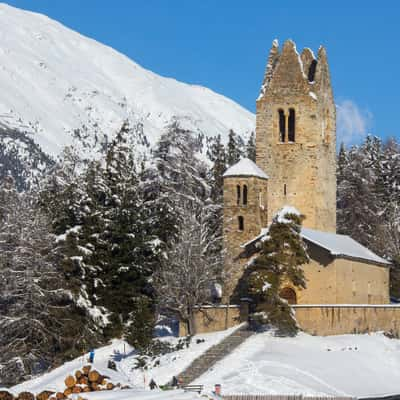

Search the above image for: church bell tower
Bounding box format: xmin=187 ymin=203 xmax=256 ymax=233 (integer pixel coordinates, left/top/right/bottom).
xmin=256 ymin=39 xmax=337 ymax=232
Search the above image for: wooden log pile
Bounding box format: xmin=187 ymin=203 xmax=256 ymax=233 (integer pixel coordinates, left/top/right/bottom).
xmin=61 ymin=365 xmax=117 ymax=397
xmin=0 ymin=364 xmax=129 ymax=400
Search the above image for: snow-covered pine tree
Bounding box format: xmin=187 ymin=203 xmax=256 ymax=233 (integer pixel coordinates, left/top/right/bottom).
xmin=39 ymin=122 xmax=157 ymax=344
xmin=144 ymin=121 xmax=208 ymax=247
xmin=337 ymin=136 xmax=400 ymax=298
xmin=0 ymin=181 xmax=98 ymax=386
xmin=206 ymin=134 xmax=226 ymax=202
xmin=246 ymin=131 xmax=256 ymax=162
xmin=226 ymin=129 xmax=244 ymax=167
xmin=337 ymin=137 xmax=383 ymax=252
xmin=247 ymin=207 xmax=308 ymax=336
xmin=100 ymin=121 xmax=156 ymax=342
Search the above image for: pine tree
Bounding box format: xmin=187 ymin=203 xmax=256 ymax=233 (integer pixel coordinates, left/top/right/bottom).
xmin=247 ymin=208 xmax=308 ymax=336
xmin=226 ymin=129 xmax=244 ymax=166
xmin=246 ymin=131 xmax=256 ymax=162
xmin=206 ymin=134 xmax=226 ymax=202
xmin=0 ymin=182 xmax=98 ymax=386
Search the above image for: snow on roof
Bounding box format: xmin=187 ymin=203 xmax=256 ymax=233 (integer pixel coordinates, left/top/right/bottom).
xmin=241 ymin=226 xmax=390 ymax=266
xmin=301 ymin=227 xmax=390 ymax=266
xmin=223 ymin=158 xmax=269 ymax=180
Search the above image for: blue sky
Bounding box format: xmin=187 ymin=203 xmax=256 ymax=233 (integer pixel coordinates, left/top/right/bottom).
xmin=5 ymin=0 xmax=400 ymax=145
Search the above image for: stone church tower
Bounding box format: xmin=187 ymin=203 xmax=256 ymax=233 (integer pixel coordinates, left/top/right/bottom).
xmin=256 ymin=39 xmax=336 ymax=232
xmin=222 ymin=39 xmax=337 ymax=301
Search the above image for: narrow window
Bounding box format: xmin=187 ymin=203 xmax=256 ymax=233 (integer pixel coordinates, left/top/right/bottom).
xmin=259 ymin=191 xmax=263 ymax=207
xmin=236 ymin=185 xmax=241 ymax=205
xmin=243 ymin=185 xmax=248 ymax=205
xmin=238 ymin=216 xmax=244 ymax=231
xmin=278 ymin=109 xmax=285 ymax=142
xmin=288 ymin=108 xmax=295 ymax=142
xmin=284 ymin=184 xmax=287 ymax=196
xmin=308 ymin=60 xmax=317 ymax=82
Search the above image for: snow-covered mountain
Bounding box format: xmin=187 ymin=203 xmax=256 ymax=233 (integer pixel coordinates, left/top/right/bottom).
xmin=0 ymin=3 xmax=255 ymax=159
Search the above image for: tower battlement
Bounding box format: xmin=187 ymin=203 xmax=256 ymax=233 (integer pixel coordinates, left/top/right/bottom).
xmin=258 ymin=40 xmax=332 ymax=102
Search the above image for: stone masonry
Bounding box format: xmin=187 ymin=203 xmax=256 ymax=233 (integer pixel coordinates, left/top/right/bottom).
xmin=256 ymin=40 xmax=337 ymax=233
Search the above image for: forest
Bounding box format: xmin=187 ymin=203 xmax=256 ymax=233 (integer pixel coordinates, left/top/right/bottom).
xmin=0 ymin=122 xmax=399 ymax=386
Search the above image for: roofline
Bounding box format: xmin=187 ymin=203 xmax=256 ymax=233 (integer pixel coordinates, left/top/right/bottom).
xmin=223 ymin=174 xmax=269 ymax=180
xmin=301 ymin=237 xmax=391 ymax=267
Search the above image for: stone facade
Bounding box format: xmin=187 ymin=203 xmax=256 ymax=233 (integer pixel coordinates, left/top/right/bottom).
xmin=179 ymin=305 xmax=244 ymax=336
xmin=256 ymin=40 xmax=336 ymax=233
xmin=294 ymin=305 xmax=400 ymax=336
xmin=280 ymin=241 xmax=390 ymax=305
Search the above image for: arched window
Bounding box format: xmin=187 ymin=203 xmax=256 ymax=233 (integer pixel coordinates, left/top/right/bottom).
xmin=238 ymin=216 xmax=244 ymax=231
xmin=278 ymin=109 xmax=285 ymax=142
xmin=279 ymin=287 xmax=297 ymax=305
xmin=288 ymin=108 xmax=295 ymax=142
xmin=236 ymin=185 xmax=241 ymax=205
xmin=243 ymin=185 xmax=248 ymax=205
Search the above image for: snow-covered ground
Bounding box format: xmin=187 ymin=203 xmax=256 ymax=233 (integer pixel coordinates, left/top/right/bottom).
xmin=8 ymin=328 xmax=400 ymax=398
xmin=10 ymin=327 xmax=238 ymax=397
xmin=0 ymin=3 xmax=254 ymax=157
xmin=195 ymin=331 xmax=400 ymax=397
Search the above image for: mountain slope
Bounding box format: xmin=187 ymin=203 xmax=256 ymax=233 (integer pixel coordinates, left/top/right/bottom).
xmin=0 ymin=3 xmax=255 ymax=158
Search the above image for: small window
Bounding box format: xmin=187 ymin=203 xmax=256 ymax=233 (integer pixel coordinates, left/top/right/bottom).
xmin=288 ymin=108 xmax=295 ymax=142
xmin=236 ymin=185 xmax=241 ymax=205
xmin=284 ymin=184 xmax=287 ymax=196
xmin=308 ymin=60 xmax=317 ymax=82
xmin=278 ymin=109 xmax=285 ymax=142
xmin=243 ymin=185 xmax=248 ymax=205
xmin=238 ymin=216 xmax=244 ymax=231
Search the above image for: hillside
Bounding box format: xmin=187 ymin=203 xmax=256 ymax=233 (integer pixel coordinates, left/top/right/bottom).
xmin=6 ymin=328 xmax=400 ymax=398
xmin=0 ymin=3 xmax=254 ymax=160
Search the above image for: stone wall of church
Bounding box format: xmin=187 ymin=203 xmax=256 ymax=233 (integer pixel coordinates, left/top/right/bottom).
xmin=178 ymin=305 xmax=244 ymax=336
xmin=289 ymin=244 xmax=390 ymax=305
xmin=294 ymin=305 xmax=400 ymax=336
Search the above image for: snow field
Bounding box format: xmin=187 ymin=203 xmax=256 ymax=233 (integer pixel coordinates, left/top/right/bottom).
xmin=194 ymin=331 xmax=400 ymax=397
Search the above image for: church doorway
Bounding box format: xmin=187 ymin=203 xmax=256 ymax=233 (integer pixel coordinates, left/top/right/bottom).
xmin=279 ymin=287 xmax=297 ymax=305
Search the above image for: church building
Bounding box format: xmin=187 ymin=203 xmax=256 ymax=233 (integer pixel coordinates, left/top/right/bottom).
xmin=222 ymin=39 xmax=390 ymax=308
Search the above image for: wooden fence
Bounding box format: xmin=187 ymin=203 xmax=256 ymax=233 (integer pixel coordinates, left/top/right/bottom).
xmin=222 ymin=396 xmax=356 ymax=400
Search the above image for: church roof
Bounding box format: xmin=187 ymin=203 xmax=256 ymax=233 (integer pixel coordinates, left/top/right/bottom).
xmin=241 ymin=227 xmax=390 ymax=266
xmin=223 ymin=158 xmax=269 ymax=180
xmin=301 ymin=228 xmax=390 ymax=266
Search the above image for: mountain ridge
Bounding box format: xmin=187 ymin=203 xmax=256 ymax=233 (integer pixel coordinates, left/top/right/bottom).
xmin=0 ymin=2 xmax=255 ymax=159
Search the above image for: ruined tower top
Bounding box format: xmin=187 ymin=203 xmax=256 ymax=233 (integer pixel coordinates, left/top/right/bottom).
xmin=258 ymin=39 xmax=333 ymax=104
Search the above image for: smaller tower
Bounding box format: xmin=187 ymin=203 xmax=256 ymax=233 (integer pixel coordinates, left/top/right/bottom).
xmin=222 ymin=158 xmax=268 ymax=301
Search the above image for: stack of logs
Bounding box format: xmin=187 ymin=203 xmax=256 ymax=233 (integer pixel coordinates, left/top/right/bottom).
xmin=0 ymin=365 xmax=127 ymax=400
xmin=62 ymin=365 xmax=116 ymax=397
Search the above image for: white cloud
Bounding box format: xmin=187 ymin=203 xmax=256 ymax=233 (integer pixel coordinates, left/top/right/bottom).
xmin=336 ymin=100 xmax=372 ymax=146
